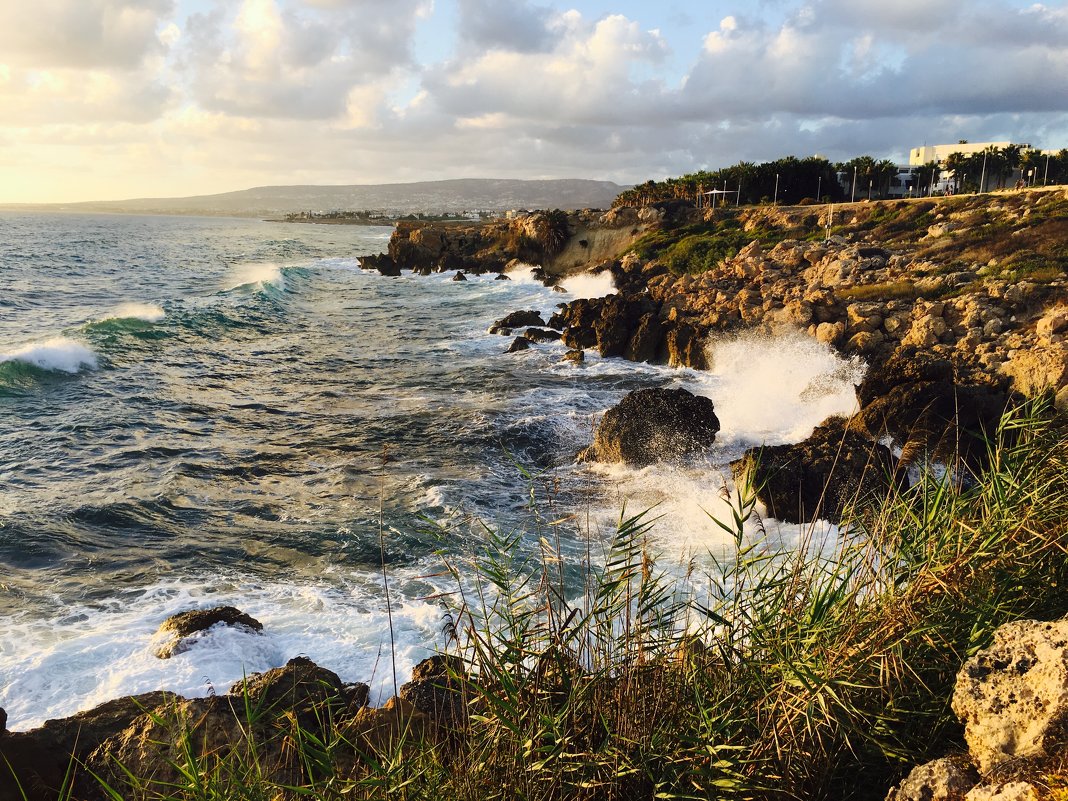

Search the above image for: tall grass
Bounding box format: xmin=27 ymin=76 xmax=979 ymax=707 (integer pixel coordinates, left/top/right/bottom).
xmin=81 ymin=400 xmax=1068 ymax=801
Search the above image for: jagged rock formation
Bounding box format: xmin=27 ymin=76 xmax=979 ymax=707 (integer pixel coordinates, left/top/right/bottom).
xmin=731 ymin=416 xmax=901 ymax=525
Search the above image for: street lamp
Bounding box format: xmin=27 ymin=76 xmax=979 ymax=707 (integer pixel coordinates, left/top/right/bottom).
xmin=980 ymin=150 xmax=988 ymax=193
xmin=1044 ymin=155 xmax=1051 ymax=186
xmin=773 ymin=173 xmax=780 ymax=205
xmin=851 ymin=165 xmax=857 ymax=202
xmin=868 ymin=179 xmax=873 ymax=201
xmin=817 ymin=175 xmax=822 ymax=203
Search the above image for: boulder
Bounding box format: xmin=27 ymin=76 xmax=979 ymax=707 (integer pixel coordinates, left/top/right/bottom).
xmin=344 ymin=696 xmax=431 ymax=755
xmin=731 ymin=417 xmax=899 ymax=525
xmin=563 ymin=349 xmax=585 ymax=364
xmin=507 ymin=337 xmax=532 ymax=353
xmin=153 ymin=606 xmax=264 ymax=659
xmin=359 ymin=253 xmax=401 ymax=276
xmin=229 ymin=656 xmax=368 ymax=720
xmin=452 ymin=271 xmax=467 ymax=282
xmin=490 ymin=310 xmax=545 ymax=334
xmin=495 ymin=273 xmax=511 ymax=281
xmin=580 ymin=388 xmax=719 ymax=466
xmin=624 ymin=313 xmax=665 ymax=363
xmin=964 ymin=783 xmax=1038 ymax=801
xmin=952 ymin=615 xmax=1068 ymax=774
xmin=885 ymin=755 xmax=979 ymax=801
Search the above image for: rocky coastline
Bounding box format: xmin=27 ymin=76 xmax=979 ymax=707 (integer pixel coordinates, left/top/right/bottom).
xmin=4 ymin=187 xmax=1066 ymax=800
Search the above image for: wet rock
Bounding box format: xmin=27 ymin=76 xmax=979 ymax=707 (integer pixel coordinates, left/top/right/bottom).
xmin=452 ymin=271 xmax=467 ymax=281
xmin=952 ymin=615 xmax=1068 ymax=774
xmin=563 ymin=349 xmax=585 ymax=364
xmin=229 ymin=656 xmax=368 ymax=720
xmin=490 ymin=310 xmax=544 ymax=334
xmin=624 ymin=312 xmax=665 ymax=363
xmin=0 ymin=707 xmax=5 ymax=733
xmin=507 ymin=336 xmax=532 ymax=353
xmin=359 ymin=253 xmax=401 ymax=276
xmin=580 ymin=387 xmax=719 ymax=466
xmin=523 ymin=327 xmax=562 ymax=344
xmin=885 ymin=755 xmax=979 ymax=801
xmin=731 ymin=417 xmax=899 ymax=525
xmin=154 ymin=606 xmax=263 ymax=659
xmin=495 ymin=273 xmax=511 ymax=281
xmin=661 ymin=323 xmax=707 ymax=369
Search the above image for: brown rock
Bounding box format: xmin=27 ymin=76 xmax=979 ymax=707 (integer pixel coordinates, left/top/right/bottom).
xmin=885 ymin=755 xmax=979 ymax=801
xmin=154 ymin=606 xmax=263 ymax=659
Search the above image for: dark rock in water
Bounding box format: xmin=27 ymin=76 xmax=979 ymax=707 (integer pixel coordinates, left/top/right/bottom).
xmin=853 ymin=347 xmax=1011 ymax=469
xmin=359 ymin=253 xmax=401 ymax=276
xmin=523 ymin=327 xmax=562 ymax=343
xmin=154 ymin=606 xmax=263 ymax=659
xmin=417 ymin=266 xmax=432 ymax=276
xmin=553 ymin=285 xmax=568 ymax=293
xmin=399 ymin=655 xmax=470 ymax=733
xmin=624 ymin=312 xmax=664 ymax=363
xmin=452 ymin=271 xmax=467 ymax=281
xmin=0 ymin=692 xmax=177 ymax=801
xmin=490 ymin=310 xmax=545 ymax=334
xmin=593 ymin=294 xmax=656 ymax=358
xmin=563 ymin=349 xmax=585 ymax=364
xmin=660 ymin=322 xmax=707 ymax=370
xmin=730 ymin=416 xmax=899 ymax=525
xmin=495 ymin=273 xmax=511 ymax=281
xmin=507 ymin=336 xmax=532 ymax=353
xmin=580 ymin=387 xmax=719 ymax=466
xmin=0 ymin=706 xmax=6 ymax=733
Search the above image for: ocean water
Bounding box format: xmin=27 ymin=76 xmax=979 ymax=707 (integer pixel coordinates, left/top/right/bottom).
xmin=0 ymin=212 xmax=864 ymax=730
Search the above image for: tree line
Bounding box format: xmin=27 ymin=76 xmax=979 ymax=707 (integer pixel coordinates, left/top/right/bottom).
xmin=613 ymin=147 xmax=1068 ymax=208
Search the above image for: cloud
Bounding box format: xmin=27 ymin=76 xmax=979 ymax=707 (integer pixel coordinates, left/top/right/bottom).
xmin=0 ymin=0 xmax=174 ymax=70
xmin=179 ymin=0 xmax=431 ymax=120
xmin=456 ymin=0 xmax=557 ymax=54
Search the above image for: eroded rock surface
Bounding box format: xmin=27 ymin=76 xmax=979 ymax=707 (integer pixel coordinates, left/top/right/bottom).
xmin=153 ymin=605 xmax=264 ymax=659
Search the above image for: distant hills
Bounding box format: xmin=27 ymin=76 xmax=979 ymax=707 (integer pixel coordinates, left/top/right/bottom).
xmin=4 ymin=179 xmax=628 ymax=218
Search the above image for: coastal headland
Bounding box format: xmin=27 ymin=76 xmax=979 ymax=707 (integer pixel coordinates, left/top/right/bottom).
xmin=3 ymin=186 xmax=1067 ymax=801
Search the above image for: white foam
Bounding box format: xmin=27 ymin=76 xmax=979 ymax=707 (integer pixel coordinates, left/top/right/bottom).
xmin=502 ymin=264 xmax=543 ymax=285
xmin=0 ymin=337 xmax=98 ymax=373
xmin=105 ymin=302 xmax=166 ymax=322
xmin=561 ymin=271 xmax=616 ymax=299
xmin=696 ymin=329 xmax=865 ymax=446
xmin=226 ymin=263 xmax=285 ymax=291
xmin=0 ymin=577 xmax=447 ymax=731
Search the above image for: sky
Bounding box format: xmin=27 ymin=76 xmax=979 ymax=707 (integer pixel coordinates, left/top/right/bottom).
xmin=1 ymin=0 xmax=1066 ymax=203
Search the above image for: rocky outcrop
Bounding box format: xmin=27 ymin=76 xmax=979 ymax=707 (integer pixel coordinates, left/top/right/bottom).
xmin=0 ymin=692 xmax=177 ymax=801
xmin=490 ymin=310 xmax=545 ymax=334
xmin=153 ymin=605 xmax=264 ymax=659
xmin=852 ymin=348 xmax=1012 ymax=470
xmin=731 ymin=416 xmax=899 ymax=525
xmin=889 ymin=612 xmax=1068 ymax=801
xmin=580 ymin=388 xmax=720 ymax=466
xmin=398 ymin=655 xmax=471 ymax=735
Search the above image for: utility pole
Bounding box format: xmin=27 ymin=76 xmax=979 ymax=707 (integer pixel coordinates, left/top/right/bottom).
xmin=773 ymin=173 xmax=780 ymax=205
xmin=868 ymin=179 xmax=873 ymax=201
xmin=980 ymin=150 xmax=988 ymax=193
xmin=817 ymin=175 xmax=822 ymax=202
xmin=851 ymin=165 xmax=857 ymax=202
xmin=1044 ymin=155 xmax=1051 ymax=186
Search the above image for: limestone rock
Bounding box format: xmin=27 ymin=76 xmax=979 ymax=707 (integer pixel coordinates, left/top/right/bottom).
xmin=563 ymin=349 xmax=585 ymax=364
xmin=580 ymin=387 xmax=719 ymax=466
xmin=523 ymin=327 xmax=562 ymax=344
xmin=154 ymin=606 xmax=263 ymax=659
xmin=952 ymin=615 xmax=1068 ymax=774
xmin=885 ymin=755 xmax=979 ymax=801
xmin=399 ymin=655 xmax=470 ymax=734
xmin=964 ymin=782 xmax=1038 ymax=801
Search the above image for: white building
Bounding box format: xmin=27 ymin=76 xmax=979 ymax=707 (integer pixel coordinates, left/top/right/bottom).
xmin=908 ymin=141 xmax=1026 ymax=166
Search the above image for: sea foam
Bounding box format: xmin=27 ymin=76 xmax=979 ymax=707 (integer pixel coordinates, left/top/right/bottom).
xmin=226 ymin=263 xmax=286 ymax=291
xmin=561 ymin=271 xmax=615 ymax=299
xmin=104 ymin=302 xmax=166 ymax=323
xmin=0 ymin=337 xmax=98 ymax=373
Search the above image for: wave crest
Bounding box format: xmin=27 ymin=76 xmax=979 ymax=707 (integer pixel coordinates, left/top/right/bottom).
xmin=0 ymin=337 xmax=98 ymax=374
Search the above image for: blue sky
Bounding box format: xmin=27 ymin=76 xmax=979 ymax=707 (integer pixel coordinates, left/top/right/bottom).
xmin=1 ymin=0 xmax=1065 ymax=202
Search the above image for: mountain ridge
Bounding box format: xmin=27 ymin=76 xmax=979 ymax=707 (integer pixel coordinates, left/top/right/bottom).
xmin=1 ymin=178 xmax=628 ymax=218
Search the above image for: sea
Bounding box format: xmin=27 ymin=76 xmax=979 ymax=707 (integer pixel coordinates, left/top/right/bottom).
xmin=0 ymin=212 xmax=865 ymax=730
